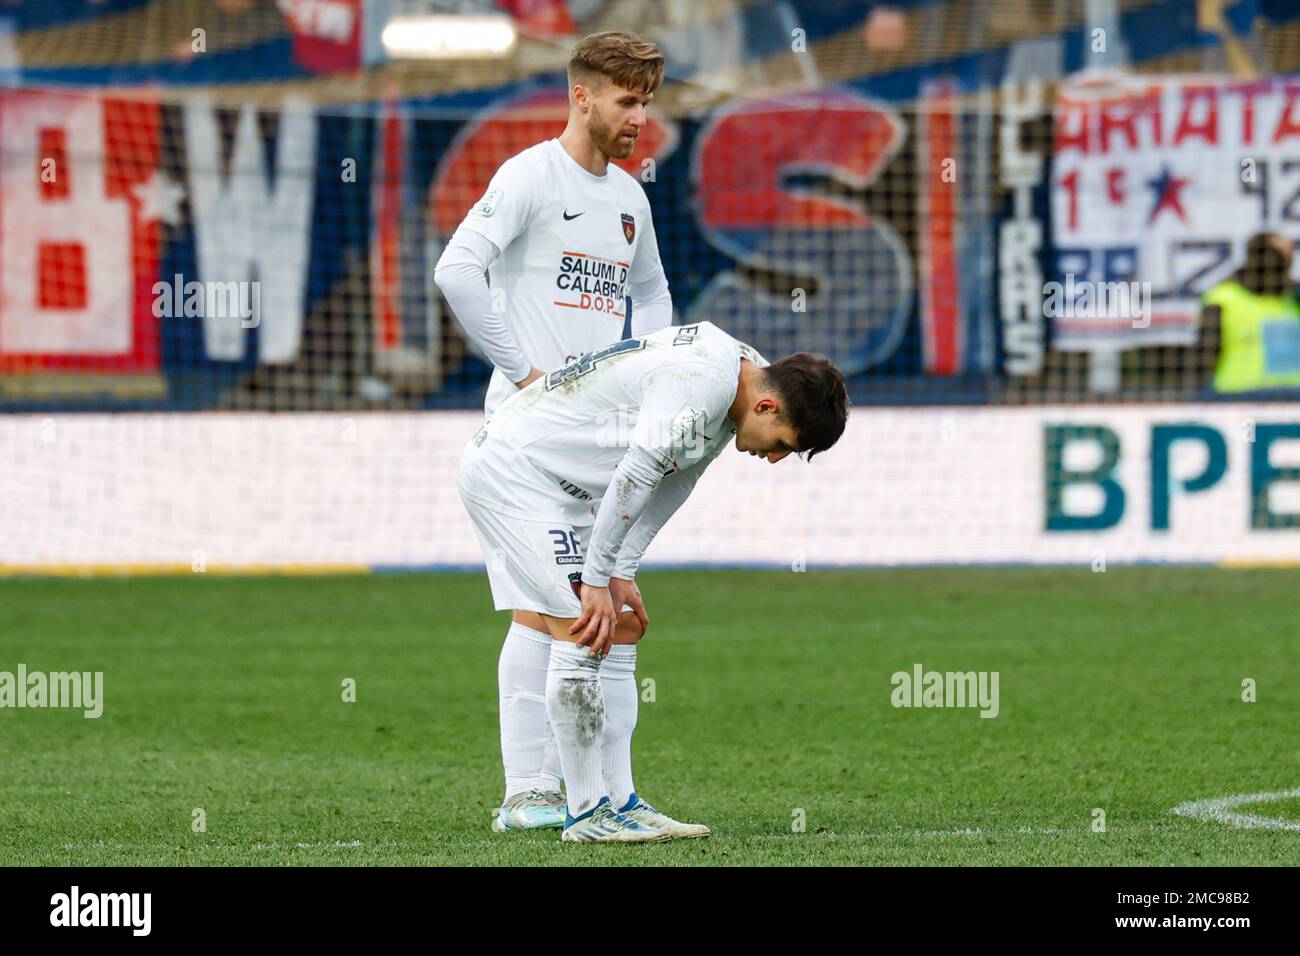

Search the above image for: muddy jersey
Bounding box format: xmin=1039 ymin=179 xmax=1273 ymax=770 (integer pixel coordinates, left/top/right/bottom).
xmin=458 ymin=321 xmax=769 ymax=524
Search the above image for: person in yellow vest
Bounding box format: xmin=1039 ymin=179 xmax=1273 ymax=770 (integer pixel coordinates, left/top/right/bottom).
xmin=1199 ymin=232 xmax=1300 ymax=393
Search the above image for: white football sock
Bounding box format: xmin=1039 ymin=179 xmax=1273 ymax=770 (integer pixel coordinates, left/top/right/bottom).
xmin=539 ymin=719 xmax=563 ymax=793
xmin=601 ymin=644 xmax=638 ymax=811
xmin=497 ymin=621 xmax=551 ymax=801
xmin=545 ymin=640 xmax=608 ymax=818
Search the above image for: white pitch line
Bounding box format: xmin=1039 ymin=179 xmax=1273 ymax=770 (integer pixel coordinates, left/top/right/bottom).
xmin=754 ymin=826 xmax=1070 ymax=839
xmin=905 ymin=827 xmax=1068 ymax=836
xmin=56 ymin=839 xmax=377 ymax=851
xmin=1171 ymin=787 xmax=1300 ymax=831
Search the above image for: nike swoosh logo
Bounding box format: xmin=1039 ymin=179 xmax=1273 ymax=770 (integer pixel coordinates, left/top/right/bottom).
xmin=562 ymin=210 xmax=584 ymax=220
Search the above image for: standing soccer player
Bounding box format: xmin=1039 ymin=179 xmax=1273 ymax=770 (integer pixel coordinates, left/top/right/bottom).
xmin=434 ymin=32 xmax=674 ymax=831
xmin=457 ymin=321 xmax=849 ymax=841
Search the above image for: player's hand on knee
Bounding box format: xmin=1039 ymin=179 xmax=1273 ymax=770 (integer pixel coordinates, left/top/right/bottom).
xmin=609 ymin=576 xmax=648 ymax=638
xmin=571 ymin=584 xmax=617 ymax=657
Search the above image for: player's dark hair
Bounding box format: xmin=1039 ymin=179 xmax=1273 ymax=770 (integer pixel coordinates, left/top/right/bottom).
xmin=567 ymin=31 xmax=665 ymax=96
xmin=763 ymin=353 xmax=850 ymax=461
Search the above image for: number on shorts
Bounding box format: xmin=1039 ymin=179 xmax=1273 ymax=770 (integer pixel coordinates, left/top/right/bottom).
xmin=549 ymin=529 xmax=581 ymax=556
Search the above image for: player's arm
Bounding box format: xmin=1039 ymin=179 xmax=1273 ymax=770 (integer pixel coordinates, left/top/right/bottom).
xmin=433 ymin=228 xmax=535 ymax=385
xmin=569 ymin=443 xmax=665 ymax=655
xmin=626 ymin=207 xmax=673 ymax=336
xmin=432 ymin=158 xmax=542 ymax=386
xmin=582 ymin=361 xmax=724 ymax=589
xmin=592 ymin=456 xmax=718 ymax=642
xmin=572 ymin=362 xmax=726 ymax=653
xmin=580 ymin=443 xmax=673 ymax=591
xmin=611 ymin=446 xmax=721 ymax=581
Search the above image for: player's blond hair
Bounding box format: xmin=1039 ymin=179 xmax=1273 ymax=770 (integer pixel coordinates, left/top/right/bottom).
xmin=567 ymin=31 xmax=665 ymax=96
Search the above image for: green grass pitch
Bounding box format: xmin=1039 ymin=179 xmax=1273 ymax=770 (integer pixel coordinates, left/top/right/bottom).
xmin=1 ymin=567 xmax=1297 ymax=866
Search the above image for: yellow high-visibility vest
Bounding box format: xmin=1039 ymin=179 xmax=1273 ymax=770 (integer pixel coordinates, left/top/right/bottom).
xmin=1202 ymin=280 xmax=1300 ymax=392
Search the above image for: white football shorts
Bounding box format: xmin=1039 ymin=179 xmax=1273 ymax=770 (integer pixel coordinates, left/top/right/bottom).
xmin=460 ymin=492 xmax=633 ymax=619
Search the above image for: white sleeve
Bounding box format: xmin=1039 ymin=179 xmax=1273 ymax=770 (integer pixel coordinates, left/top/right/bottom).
xmin=627 ymin=210 xmax=673 ymax=336
xmin=581 ymin=445 xmax=666 ymax=588
xmin=582 ymin=360 xmax=731 ymax=587
xmin=433 ymin=226 xmax=533 ymax=384
xmin=611 ymin=445 xmax=723 ymax=579
xmin=454 ymin=154 xmax=541 ymax=252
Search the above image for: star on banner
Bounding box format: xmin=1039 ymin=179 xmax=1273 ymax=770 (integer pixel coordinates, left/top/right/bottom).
xmin=130 ymin=170 xmax=186 ymax=226
xmin=1146 ymin=165 xmax=1190 ymax=225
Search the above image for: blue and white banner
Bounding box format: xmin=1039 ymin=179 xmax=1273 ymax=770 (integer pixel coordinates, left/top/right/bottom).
xmin=1052 ymin=73 xmax=1300 ymax=349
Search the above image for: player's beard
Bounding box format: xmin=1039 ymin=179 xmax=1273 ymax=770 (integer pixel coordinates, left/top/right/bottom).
xmin=587 ymin=103 xmax=635 ymax=160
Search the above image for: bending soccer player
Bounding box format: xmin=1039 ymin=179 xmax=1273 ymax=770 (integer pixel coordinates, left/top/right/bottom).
xmin=457 ymin=321 xmax=849 ymax=842
xmin=433 ymin=31 xmax=673 ymax=832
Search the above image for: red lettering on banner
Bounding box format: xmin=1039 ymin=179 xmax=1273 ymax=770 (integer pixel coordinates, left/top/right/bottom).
xmin=1273 ymin=84 xmax=1300 ymax=144
xmin=1173 ymin=85 xmax=1218 ymax=146
xmin=1228 ymin=80 xmax=1270 ymax=144
xmin=1100 ymin=97 xmax=1137 ymax=151
xmin=1058 ymin=87 xmax=1162 ymax=155
xmin=1059 ymin=170 xmax=1078 ymax=230
xmin=1054 ymin=97 xmax=1088 ymax=154
xmin=1107 ymin=167 xmax=1126 ymax=204
xmin=0 ymin=91 xmax=160 ymax=372
xmin=696 ymin=92 xmax=888 ymax=228
xmin=1132 ymin=87 xmax=1163 ymax=148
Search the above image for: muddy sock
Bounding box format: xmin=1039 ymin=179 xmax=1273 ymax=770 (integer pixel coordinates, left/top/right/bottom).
xmin=545 ymin=640 xmax=608 ymax=818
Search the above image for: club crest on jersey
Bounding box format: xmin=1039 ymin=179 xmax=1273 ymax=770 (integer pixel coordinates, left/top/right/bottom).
xmin=621 ymin=213 xmax=635 ymax=244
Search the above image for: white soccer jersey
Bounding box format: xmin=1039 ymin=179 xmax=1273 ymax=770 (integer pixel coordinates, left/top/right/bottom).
xmin=451 ymin=138 xmax=671 ymax=414
xmin=458 ymin=321 xmax=769 ymax=581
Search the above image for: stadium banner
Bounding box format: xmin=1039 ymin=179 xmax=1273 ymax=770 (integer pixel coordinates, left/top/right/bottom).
xmin=0 ymin=82 xmax=1003 ymax=410
xmin=1051 ymin=73 xmax=1300 ymax=350
xmin=5 ymin=70 xmax=1300 ymax=409
xmin=0 ymin=90 xmax=162 ymax=371
xmin=998 ymin=78 xmax=1051 ymax=379
xmin=3 ymin=406 xmax=1297 ymax=571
